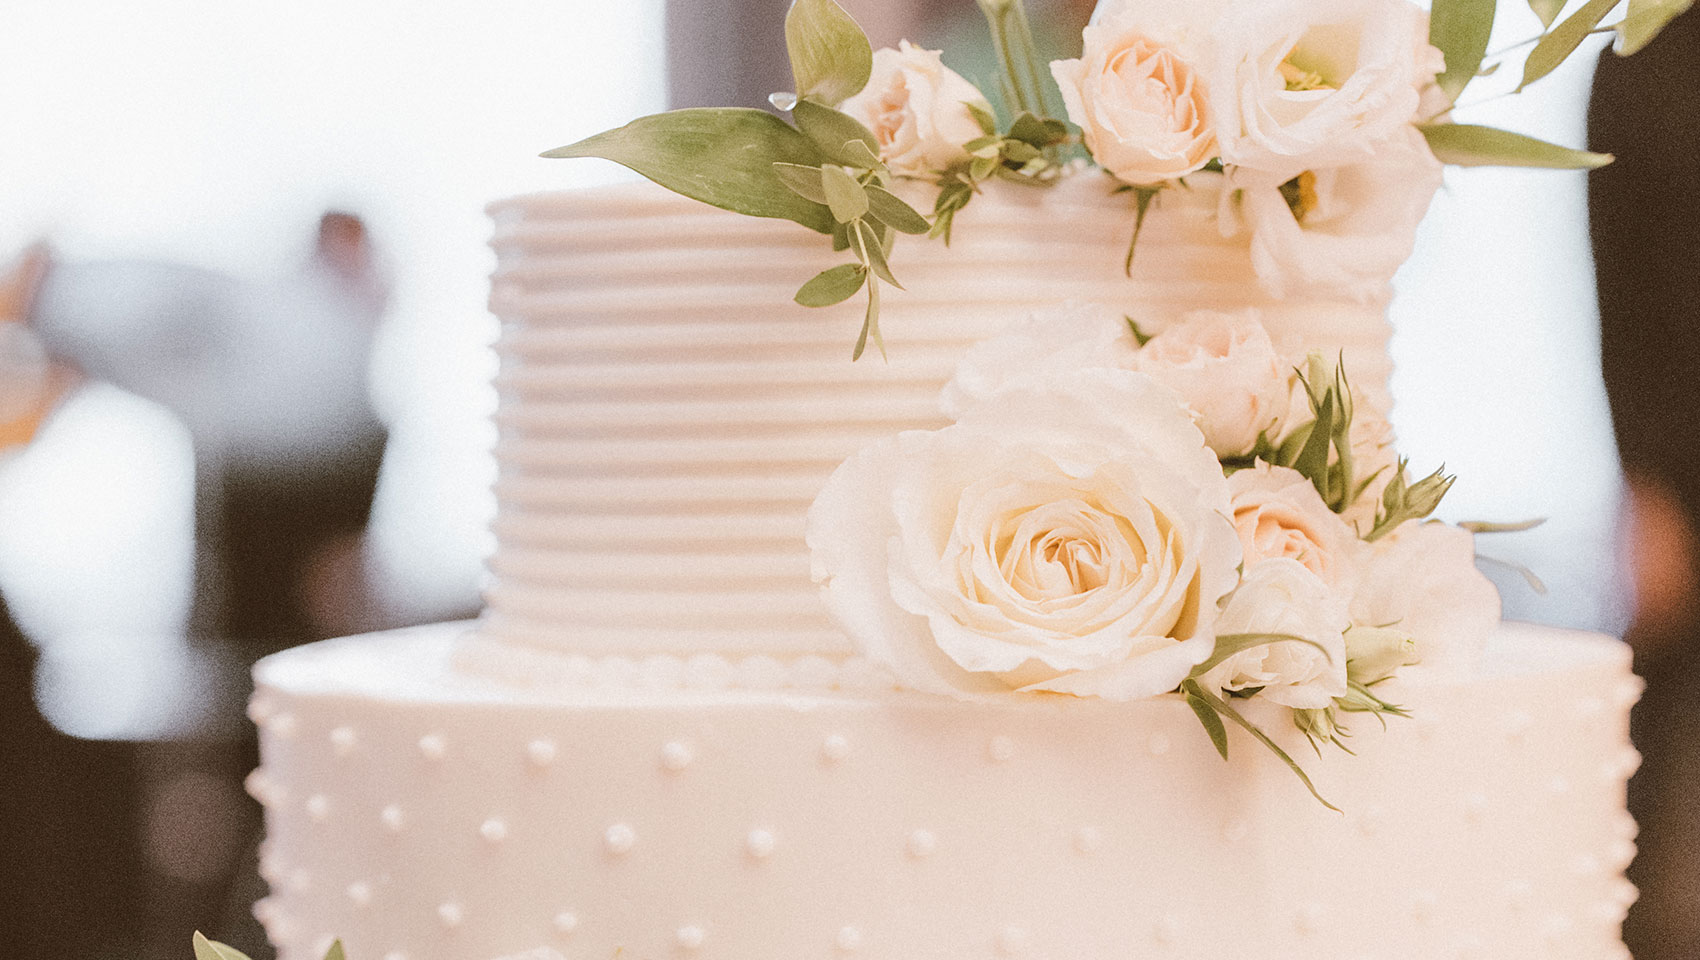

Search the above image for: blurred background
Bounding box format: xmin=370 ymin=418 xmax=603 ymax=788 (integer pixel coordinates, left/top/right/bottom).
xmin=0 ymin=0 xmax=1692 ymax=958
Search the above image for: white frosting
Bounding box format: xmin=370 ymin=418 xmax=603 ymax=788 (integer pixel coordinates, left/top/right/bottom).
xmin=483 ymin=175 xmax=1394 ymax=657
xmin=253 ymin=621 xmax=1639 ymax=960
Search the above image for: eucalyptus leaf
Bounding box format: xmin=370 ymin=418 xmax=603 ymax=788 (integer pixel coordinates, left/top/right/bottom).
xmin=853 ymin=276 xmax=886 ymax=362
xmin=193 ymin=933 xmax=254 ymax=960
xmin=1190 ymin=632 xmax=1334 ymax=680
xmin=1429 ymin=0 xmax=1497 ymax=101
xmin=784 ymin=0 xmax=874 ymax=107
xmin=864 ymin=185 xmax=931 ymax=234
xmin=1616 ymin=0 xmax=1696 ymax=54
xmin=853 ymin=219 xmax=902 ymax=288
xmin=970 ymin=155 xmax=999 ymax=180
xmin=544 ymin=108 xmax=834 ymax=233
xmin=1184 ymin=686 xmax=1230 ymax=760
xmin=1528 ymin=0 xmax=1566 ymax=27
xmin=795 ymin=263 xmax=867 ymax=307
xmin=820 ymin=165 xmax=870 ymax=223
xmin=839 ymin=138 xmax=887 ymax=172
xmin=322 ymin=941 xmax=347 ymax=960
xmin=1006 ymin=111 xmax=1067 ymax=148
xmin=772 ymin=162 xmax=828 ymax=203
xmin=793 ymin=99 xmax=880 ymax=168
xmin=1419 ymin=123 xmax=1614 ymax=169
xmin=1521 ymin=0 xmax=1620 ymax=90
xmin=1185 ymin=680 xmax=1341 ymax=813
xmin=1459 ymin=517 xmax=1547 ymax=534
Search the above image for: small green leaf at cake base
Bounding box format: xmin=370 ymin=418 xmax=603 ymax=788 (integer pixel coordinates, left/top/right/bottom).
xmin=1184 ymin=684 xmax=1230 ymax=761
xmin=864 ymin=185 xmax=931 ymax=235
xmin=1183 ymin=680 xmax=1340 ymax=813
xmin=1428 ymin=0 xmax=1496 ymax=101
xmin=785 ymin=0 xmax=874 ymax=107
xmin=193 ymin=933 xmax=255 ymax=960
xmin=544 ymin=108 xmax=835 ymax=233
xmin=1420 ymin=124 xmax=1614 ymax=170
xmin=796 ymin=263 xmax=867 ymax=307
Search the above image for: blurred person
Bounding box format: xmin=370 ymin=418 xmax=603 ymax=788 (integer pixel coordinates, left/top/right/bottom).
xmin=1589 ymin=9 xmax=1700 ymax=957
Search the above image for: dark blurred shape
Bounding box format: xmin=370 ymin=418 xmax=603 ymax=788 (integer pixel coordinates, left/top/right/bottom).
xmin=1589 ymin=10 xmax=1700 ymax=957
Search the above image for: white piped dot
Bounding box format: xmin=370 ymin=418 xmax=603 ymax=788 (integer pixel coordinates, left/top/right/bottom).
xmin=1504 ymin=710 xmax=1534 ymax=742
xmin=437 ymin=901 xmax=463 ymax=929
xmin=417 ymin=734 xmax=447 ymax=761
xmin=1614 ymin=677 xmax=1645 ymax=708
xmin=1412 ymin=890 xmax=1438 ymax=926
xmin=345 ymin=881 xmax=371 ymax=906
xmin=382 ymin=952 xmax=408 ymax=960
xmin=1462 ymin=793 xmax=1489 ymax=825
xmin=605 ymin=822 xmax=636 ymax=855
xmin=527 ymin=739 xmax=558 ymax=768
xmin=247 ymin=697 xmax=278 ymax=724
xmin=305 ymin=794 xmax=330 ymax=822
xmin=1073 ymin=826 xmax=1102 ymax=855
xmin=1147 ymin=733 xmax=1172 ymax=757
xmin=480 ymin=818 xmax=508 ymax=843
xmin=907 ymin=829 xmax=937 ymax=859
xmin=997 ymin=926 xmax=1028 ymax=956
xmin=1505 ymin=880 xmax=1533 ymax=913
xmin=1295 ymin=903 xmax=1325 ymax=934
xmin=746 ymin=828 xmax=777 ymax=860
xmin=676 ymin=925 xmax=706 ymax=950
xmin=266 ymin=713 xmax=298 ymax=739
xmin=836 ymin=925 xmax=862 ymax=952
xmin=1222 ymin=818 xmax=1250 ymax=844
xmin=1609 ymin=838 xmax=1638 ymax=868
xmin=1548 ymin=775 xmax=1572 ymax=796
xmin=1153 ymin=915 xmax=1180 ymax=945
xmin=244 ymin=770 xmax=277 ymax=806
xmin=661 ymin=741 xmax=694 ymax=772
xmin=380 ymin=805 xmax=405 ymax=833
xmin=821 ymin=734 xmax=851 ymax=763
xmin=987 ymin=735 xmax=1016 ymax=763
xmin=287 ymin=869 xmax=311 ymax=893
xmin=553 ymin=911 xmax=580 ymax=935
xmin=329 ymin=726 xmax=357 ymax=757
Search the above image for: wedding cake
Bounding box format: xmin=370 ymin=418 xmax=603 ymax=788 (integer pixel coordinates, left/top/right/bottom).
xmin=246 ymin=1 xmax=1662 ymax=958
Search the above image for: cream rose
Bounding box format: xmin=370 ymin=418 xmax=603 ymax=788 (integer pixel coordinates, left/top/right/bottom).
xmin=940 ymin=301 xmax=1137 ymax=419
xmin=808 ymin=368 xmax=1242 ymax=701
xmin=1051 ymin=8 xmax=1219 ymax=185
xmin=1136 ymin=309 xmax=1293 ymax=457
xmin=1228 ymin=462 xmax=1366 ymax=590
xmin=1350 ymin=521 xmax=1501 ymax=676
xmin=1199 ymin=557 xmax=1349 ymax=708
xmin=1211 ymin=0 xmax=1432 ymax=181
xmin=839 ymin=40 xmax=989 ymax=179
xmin=1225 ymin=126 xmax=1444 ymax=300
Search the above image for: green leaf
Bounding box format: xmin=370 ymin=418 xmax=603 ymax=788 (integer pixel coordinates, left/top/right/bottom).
xmin=793 ymin=98 xmax=880 ymax=168
xmin=772 ymin=162 xmax=828 ymax=203
xmin=322 ymin=941 xmax=347 ymax=960
xmin=1616 ymin=0 xmax=1696 ymax=55
xmin=1419 ymin=123 xmax=1614 ymax=169
xmin=784 ymin=0 xmax=874 ymax=107
xmin=820 ymin=165 xmax=870 ymax=223
xmin=864 ymin=185 xmax=931 ymax=234
xmin=838 ymin=138 xmax=886 ymax=172
xmin=1459 ymin=517 xmax=1547 ymax=534
xmin=1124 ymin=315 xmax=1154 ymax=347
xmin=795 ymin=263 xmax=867 ymax=307
xmin=1528 ymin=0 xmax=1567 ymax=27
xmin=853 ymin=219 xmax=902 ymax=288
xmin=1189 ymin=632 xmax=1334 ymax=680
xmin=1429 ymin=0 xmax=1497 ymax=101
xmin=1184 ymin=680 xmax=1341 ymax=813
xmin=1185 ymin=687 xmax=1230 ymax=760
xmin=965 ymin=100 xmax=998 ymax=136
xmin=193 ymin=933 xmax=254 ymax=960
xmin=1292 ymin=391 xmax=1335 ymax=496
xmin=545 ymin=108 xmax=835 ymax=233
xmin=1521 ymin=0 xmax=1620 ymax=90
xmin=852 ymin=276 xmax=886 ymax=362
xmin=1006 ymin=111 xmax=1068 ymax=148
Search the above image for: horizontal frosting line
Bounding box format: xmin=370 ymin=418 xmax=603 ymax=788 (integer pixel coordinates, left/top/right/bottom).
xmin=492 ymin=546 xmax=810 ymax=583
xmin=494 ymin=361 xmax=957 ymax=391
xmin=493 ymin=394 xmax=942 ymax=428
xmin=494 ymin=431 xmax=879 ymax=465
xmin=485 ymin=581 xmax=833 ymax=628
xmin=451 ymin=630 xmax=893 ymax=690
xmin=474 ymin=609 xmax=853 ymax=656
xmin=493 ymin=473 xmax=823 ymax=506
xmin=493 ymin=509 xmax=806 ymax=543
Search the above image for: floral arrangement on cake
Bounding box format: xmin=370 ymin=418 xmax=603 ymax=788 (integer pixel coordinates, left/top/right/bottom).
xmin=548 ymin=0 xmax=1683 ymax=803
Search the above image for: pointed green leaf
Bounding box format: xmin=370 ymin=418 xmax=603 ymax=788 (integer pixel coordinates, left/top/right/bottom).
xmin=1616 ymin=0 xmax=1696 ymax=55
xmin=785 ymin=0 xmax=874 ymax=107
xmin=1419 ymin=123 xmax=1614 ymax=169
xmin=965 ymin=100 xmax=998 ymax=136
xmin=1459 ymin=517 xmax=1548 ymax=534
xmin=793 ymin=98 xmax=880 ymax=168
xmin=1006 ymin=111 xmax=1067 ymax=148
xmin=795 ymin=263 xmax=867 ymax=307
xmin=838 ymin=138 xmax=886 ymax=172
xmin=193 ymin=933 xmax=254 ymax=960
xmin=1528 ymin=0 xmax=1566 ymax=27
xmin=772 ymin=162 xmax=828 ymax=203
xmin=545 ymin=108 xmax=834 ymax=233
xmin=852 ymin=276 xmax=886 ymax=362
xmin=1521 ymin=0 xmax=1620 ymax=90
xmin=1185 ymin=681 xmax=1341 ymax=813
xmin=1184 ymin=687 xmax=1230 ymax=760
xmin=864 ymin=185 xmax=931 ymax=234
xmin=820 ymin=165 xmax=869 ymax=223
xmin=1429 ymin=0 xmax=1496 ymax=101
xmin=1293 ymin=392 xmax=1335 ymax=492
xmin=853 ymin=219 xmax=902 ymax=288
xmin=322 ymin=941 xmax=347 ymax=960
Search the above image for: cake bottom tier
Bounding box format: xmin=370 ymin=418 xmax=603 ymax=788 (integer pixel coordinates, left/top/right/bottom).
xmin=251 ymin=622 xmax=1640 ymax=960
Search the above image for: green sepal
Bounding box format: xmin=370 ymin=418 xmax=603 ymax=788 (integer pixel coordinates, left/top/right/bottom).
xmin=820 ymin=164 xmax=870 ymax=223
xmin=772 ymin=162 xmax=828 ymax=203
xmin=193 ymin=933 xmax=254 ymax=960
xmin=544 ymin=108 xmax=835 ymax=234
xmin=1183 ymin=680 xmax=1341 ymax=813
xmin=1366 ymin=461 xmax=1455 ymax=542
xmin=864 ymin=185 xmax=931 ymax=235
xmin=1184 ymin=684 xmax=1230 ymax=760
xmin=784 ymin=0 xmax=874 ymax=107
xmin=1428 ymin=0 xmax=1496 ymax=101
xmin=1520 ymin=0 xmax=1621 ymax=90
xmin=1616 ymin=0 xmax=1696 ymax=55
xmin=322 ymin=941 xmax=347 ymax=960
xmin=1124 ymin=315 xmax=1154 ymax=347
xmin=793 ymin=99 xmax=880 ymax=168
xmin=853 ymin=220 xmax=901 ymax=288
xmin=795 ymin=263 xmax=867 ymax=307
xmin=1338 ymin=679 xmax=1412 ymax=718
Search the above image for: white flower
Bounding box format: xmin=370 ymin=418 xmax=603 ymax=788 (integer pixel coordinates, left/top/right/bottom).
xmin=1341 ymin=393 xmax=1399 ymax=532
xmin=940 ymin=301 xmax=1136 ymax=419
xmin=1225 ymin=126 xmax=1443 ymax=300
xmin=1212 ymin=0 xmax=1434 ymax=181
xmin=1228 ymin=462 xmax=1366 ymax=590
xmin=1050 ymin=5 xmax=1220 ymax=186
xmin=808 ymin=368 xmax=1242 ymax=701
xmin=1199 ymin=558 xmax=1349 ymax=709
xmin=1136 ymin=309 xmax=1293 ymax=457
xmin=839 ymin=41 xmax=989 ymax=179
xmin=1350 ymin=521 xmax=1501 ymax=676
